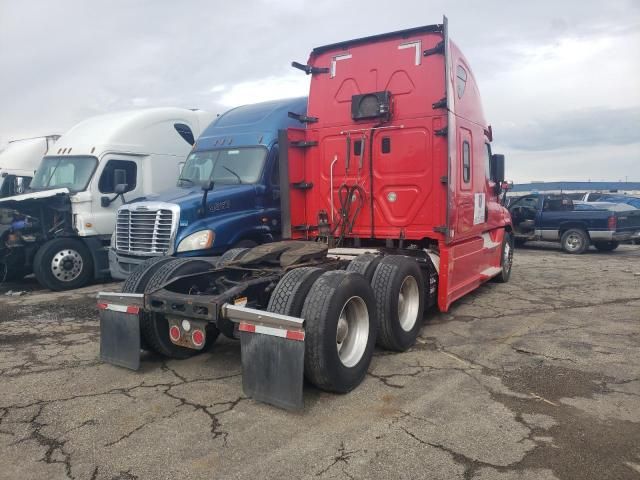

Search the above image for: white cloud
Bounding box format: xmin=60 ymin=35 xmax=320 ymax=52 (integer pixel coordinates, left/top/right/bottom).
xmin=217 ymin=74 xmax=310 ymax=107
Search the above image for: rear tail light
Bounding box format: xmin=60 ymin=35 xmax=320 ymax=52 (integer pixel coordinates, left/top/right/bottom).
xmin=608 ymin=215 xmax=617 ymax=230
xmin=169 ymin=326 xmax=181 ymax=342
xmin=192 ymin=329 xmax=205 ymax=347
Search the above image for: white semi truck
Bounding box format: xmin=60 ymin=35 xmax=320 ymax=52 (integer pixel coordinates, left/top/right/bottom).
xmin=0 ymin=108 xmax=214 ymax=288
xmin=0 ymin=136 xmax=60 ymax=198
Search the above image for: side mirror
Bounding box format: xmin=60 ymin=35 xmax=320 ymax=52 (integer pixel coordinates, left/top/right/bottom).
xmin=490 ymin=154 xmax=505 ymax=184
xmin=102 ymin=184 xmax=128 ymax=208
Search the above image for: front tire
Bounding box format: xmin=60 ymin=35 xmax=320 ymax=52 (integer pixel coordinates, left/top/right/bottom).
xmin=301 ymin=271 xmax=377 ymax=393
xmin=371 ymin=256 xmax=425 ymax=352
xmin=493 ymin=232 xmax=514 ymax=283
xmin=561 ymin=229 xmax=589 ymax=254
xmin=33 ymin=238 xmax=93 ymax=291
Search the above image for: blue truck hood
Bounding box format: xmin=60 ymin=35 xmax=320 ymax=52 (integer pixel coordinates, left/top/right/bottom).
xmin=131 ymin=183 xmax=265 ymax=244
xmin=136 ymin=184 xmax=257 ymax=216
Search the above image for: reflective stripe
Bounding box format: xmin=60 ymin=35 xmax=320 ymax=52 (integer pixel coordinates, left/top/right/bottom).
xmin=97 ymin=302 xmax=140 ymax=314
xmin=239 ymin=322 xmax=305 ymax=342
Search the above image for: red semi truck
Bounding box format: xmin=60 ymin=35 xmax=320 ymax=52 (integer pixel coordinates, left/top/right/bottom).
xmin=97 ymin=17 xmax=513 ymax=410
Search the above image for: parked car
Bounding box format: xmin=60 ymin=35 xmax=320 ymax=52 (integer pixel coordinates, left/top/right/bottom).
xmin=581 ymin=192 xmax=640 ymax=208
xmin=574 ymin=201 xmax=637 ymax=212
xmin=509 ymin=193 xmax=640 ymax=253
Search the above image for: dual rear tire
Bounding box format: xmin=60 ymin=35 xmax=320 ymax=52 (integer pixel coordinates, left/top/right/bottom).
xmin=267 ymin=255 xmax=426 ymax=393
xmin=122 ymin=257 xmax=219 ymax=359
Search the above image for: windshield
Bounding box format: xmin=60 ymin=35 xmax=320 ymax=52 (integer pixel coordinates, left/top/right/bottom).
xmin=30 ymin=156 xmax=98 ymax=192
xmin=178 ymin=147 xmax=267 ymax=187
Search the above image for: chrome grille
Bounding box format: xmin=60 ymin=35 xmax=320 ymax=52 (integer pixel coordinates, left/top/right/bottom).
xmin=115 ymin=204 xmax=178 ymax=255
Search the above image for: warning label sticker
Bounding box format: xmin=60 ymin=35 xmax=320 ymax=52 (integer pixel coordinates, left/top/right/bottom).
xmin=474 ymin=193 xmax=486 ymax=225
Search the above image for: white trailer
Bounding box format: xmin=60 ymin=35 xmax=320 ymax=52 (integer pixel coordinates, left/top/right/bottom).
xmin=0 ymin=108 xmax=214 ymax=288
xmin=0 ymin=136 xmax=60 ymax=198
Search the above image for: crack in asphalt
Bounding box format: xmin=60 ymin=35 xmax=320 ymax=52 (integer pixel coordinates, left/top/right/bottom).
xmin=0 ymin=370 xmax=247 ymax=477
xmin=399 ymin=425 xmax=500 ymax=480
xmin=1 ymin=250 xmax=638 ymax=479
xmin=12 ymin=404 xmax=74 ymax=479
xmin=315 ymin=441 xmax=359 ymax=479
xmin=512 ymin=347 xmax=577 ymax=363
xmin=162 ymin=386 xmax=247 ymax=447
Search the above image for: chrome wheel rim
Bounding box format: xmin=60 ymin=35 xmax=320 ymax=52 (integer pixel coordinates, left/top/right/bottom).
xmin=566 ymin=233 xmax=583 ymax=252
xmin=398 ymin=276 xmax=420 ymax=332
xmin=51 ymin=249 xmax=83 ymax=282
xmin=503 ymin=241 xmax=513 ymax=274
xmin=336 ymin=296 xmax=369 ymax=368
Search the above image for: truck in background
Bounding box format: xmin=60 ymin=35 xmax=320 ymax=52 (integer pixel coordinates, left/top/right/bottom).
xmin=509 ymin=193 xmax=640 ymax=253
xmin=0 ymin=108 xmax=214 ymax=288
xmin=581 ymin=192 xmax=640 ymax=209
xmin=97 ymin=18 xmax=513 ymax=410
xmin=0 ymin=135 xmax=60 ymax=198
xmin=109 ymin=97 xmax=307 ymax=280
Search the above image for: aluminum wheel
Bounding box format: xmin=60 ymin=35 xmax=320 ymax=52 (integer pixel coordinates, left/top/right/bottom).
xmin=51 ymin=249 xmax=83 ymax=283
xmin=336 ymin=296 xmax=369 ymax=368
xmin=565 ymin=233 xmax=583 ymax=252
xmin=503 ymin=240 xmax=513 ymax=274
xmin=398 ymin=275 xmax=420 ymax=332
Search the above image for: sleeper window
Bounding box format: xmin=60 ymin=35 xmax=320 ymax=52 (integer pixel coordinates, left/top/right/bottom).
xmin=456 ymin=65 xmax=467 ymax=99
xmin=462 ymin=141 xmax=471 ymax=183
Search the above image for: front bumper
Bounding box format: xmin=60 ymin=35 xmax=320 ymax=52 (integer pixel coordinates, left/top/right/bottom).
xmin=109 ymin=249 xmax=163 ymax=280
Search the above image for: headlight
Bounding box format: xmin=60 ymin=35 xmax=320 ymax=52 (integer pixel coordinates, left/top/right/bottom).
xmin=176 ymin=230 xmax=215 ymax=252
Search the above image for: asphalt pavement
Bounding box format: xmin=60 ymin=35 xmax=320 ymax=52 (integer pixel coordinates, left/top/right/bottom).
xmin=0 ymin=243 xmax=639 ymax=480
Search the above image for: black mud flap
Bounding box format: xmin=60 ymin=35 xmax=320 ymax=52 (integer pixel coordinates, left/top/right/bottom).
xmin=240 ymin=330 xmax=305 ymax=410
xmin=98 ymin=293 xmax=143 ymax=370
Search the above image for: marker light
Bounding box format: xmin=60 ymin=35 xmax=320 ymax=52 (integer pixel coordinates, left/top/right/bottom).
xmin=192 ymin=329 xmax=204 ymax=347
xmin=169 ymin=326 xmax=181 ymax=342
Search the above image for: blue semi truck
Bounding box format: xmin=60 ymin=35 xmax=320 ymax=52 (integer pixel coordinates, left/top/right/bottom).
xmin=109 ymin=97 xmax=307 ymax=279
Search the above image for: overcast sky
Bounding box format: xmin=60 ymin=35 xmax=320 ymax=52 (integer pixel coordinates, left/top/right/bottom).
xmin=1 ymin=0 xmax=639 ymax=182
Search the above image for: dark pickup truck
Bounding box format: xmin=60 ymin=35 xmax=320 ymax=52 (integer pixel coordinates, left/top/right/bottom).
xmin=508 ymin=193 xmax=640 ymax=253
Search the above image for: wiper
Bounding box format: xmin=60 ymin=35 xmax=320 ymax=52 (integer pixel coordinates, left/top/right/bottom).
xmin=223 ymin=166 xmax=242 ymax=184
xmin=43 ymin=160 xmax=62 ymax=188
xmin=177 ymin=177 xmax=195 ymax=186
